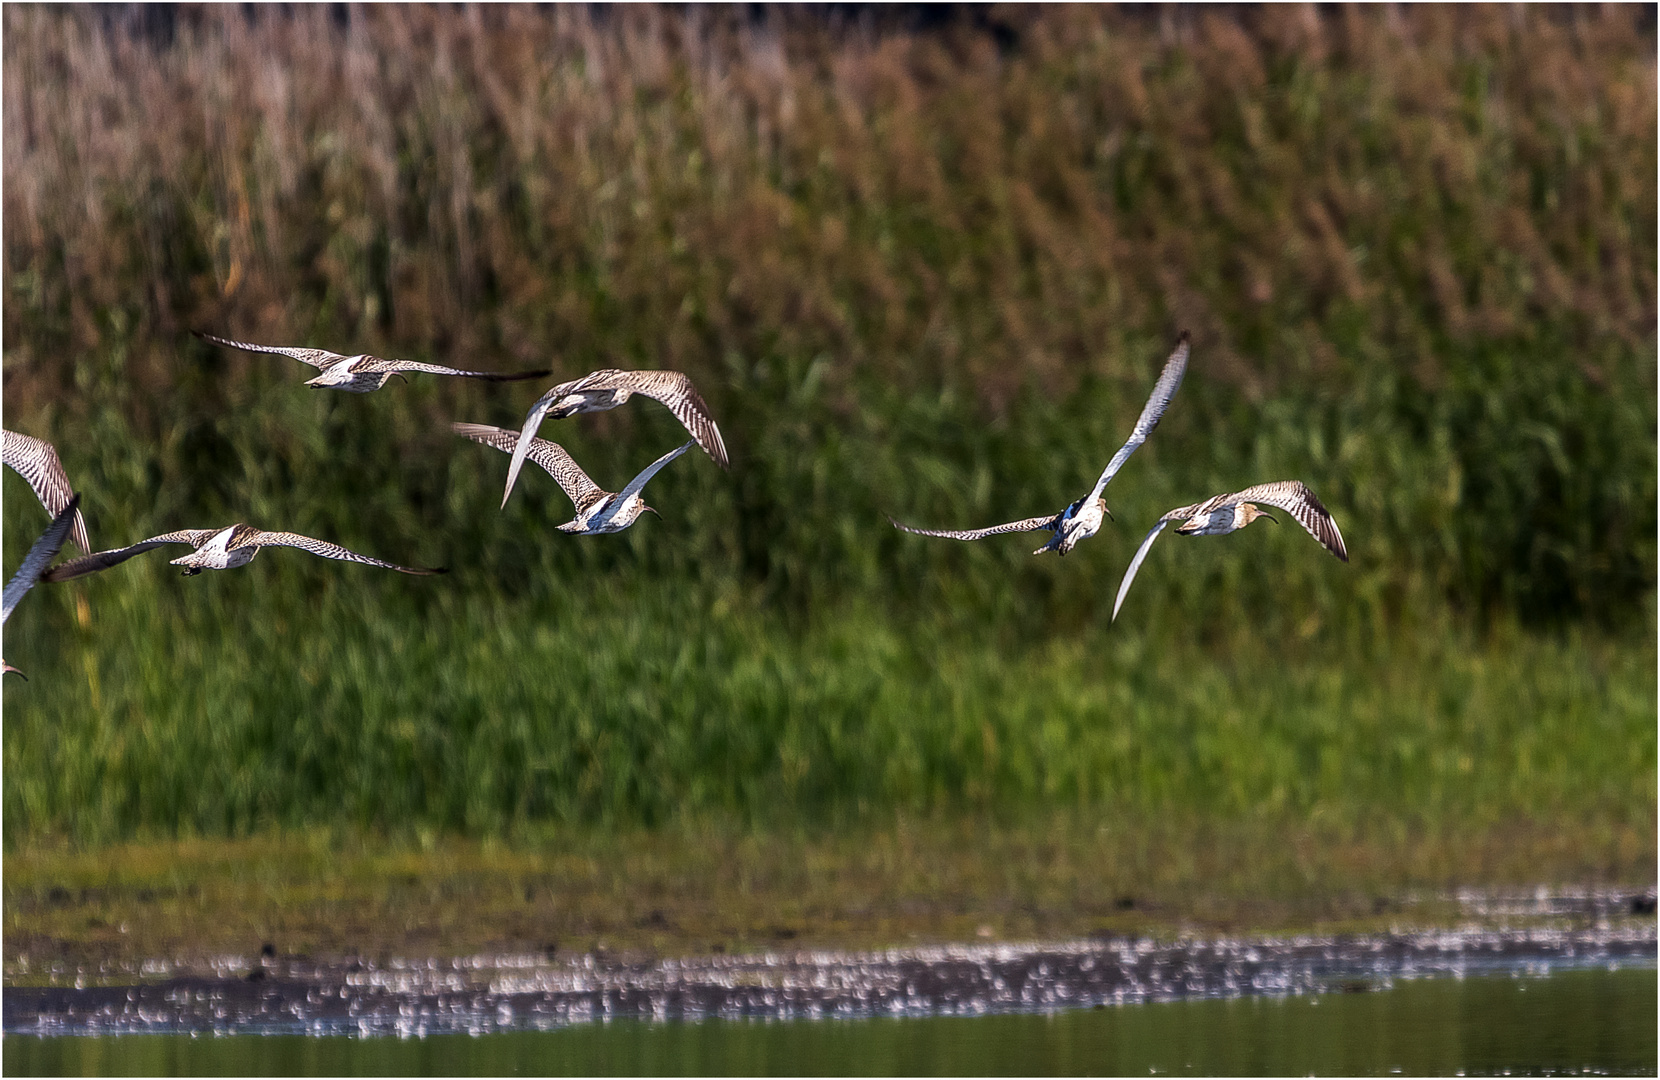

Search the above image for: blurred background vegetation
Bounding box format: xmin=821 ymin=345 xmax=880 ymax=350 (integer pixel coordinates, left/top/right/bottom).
xmin=3 ymin=5 xmax=1653 ymax=863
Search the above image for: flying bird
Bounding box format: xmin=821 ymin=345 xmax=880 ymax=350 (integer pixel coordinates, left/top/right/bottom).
xmin=3 ymin=495 xmax=81 ymax=679
xmin=194 ymin=331 xmax=551 ymax=393
xmin=1111 ymin=480 xmax=1348 ymax=622
xmin=456 ymin=423 xmax=692 ymax=534
xmin=500 ymin=368 xmax=728 ymax=508
xmin=3 ymin=429 xmax=91 ymax=553
xmin=891 ymin=331 xmax=1190 ymax=556
xmin=42 ymin=524 xmax=444 ymax=581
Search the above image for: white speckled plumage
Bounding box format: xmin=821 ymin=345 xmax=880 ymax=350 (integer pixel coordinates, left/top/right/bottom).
xmin=42 ymin=523 xmax=444 ymax=581
xmin=500 ymin=369 xmax=728 ymax=508
xmin=457 ymin=423 xmax=693 ymax=534
xmin=1112 ymin=480 xmax=1349 ymax=622
xmin=194 ymin=331 xmax=550 ymax=392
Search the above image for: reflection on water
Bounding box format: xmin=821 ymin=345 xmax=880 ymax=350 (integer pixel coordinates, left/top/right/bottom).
xmin=6 ymin=968 xmax=1655 ymax=1076
xmin=6 ymin=924 xmax=1652 ymax=1037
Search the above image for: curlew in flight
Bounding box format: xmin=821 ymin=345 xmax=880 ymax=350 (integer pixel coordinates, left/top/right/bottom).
xmin=194 ymin=331 xmax=551 ymax=392
xmin=43 ymin=524 xmax=444 ymax=581
xmin=3 ymin=430 xmax=91 ymax=553
xmin=1111 ymin=480 xmax=1348 ymax=622
xmin=3 ymin=495 xmax=81 ymax=678
xmin=500 ymin=369 xmax=728 ymax=508
xmin=891 ymin=331 xmax=1190 ymax=556
xmin=456 ymin=423 xmax=692 ymax=534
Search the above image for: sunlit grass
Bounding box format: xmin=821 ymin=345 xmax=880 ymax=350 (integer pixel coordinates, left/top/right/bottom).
xmin=5 ymin=568 xmax=1652 ymax=845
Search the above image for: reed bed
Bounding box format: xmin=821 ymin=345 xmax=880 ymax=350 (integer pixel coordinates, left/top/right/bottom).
xmin=2 ymin=6 xmax=1654 ymax=851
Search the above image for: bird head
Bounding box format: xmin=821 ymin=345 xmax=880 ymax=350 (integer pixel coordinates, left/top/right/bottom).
xmin=1241 ymin=504 xmax=1278 ymax=528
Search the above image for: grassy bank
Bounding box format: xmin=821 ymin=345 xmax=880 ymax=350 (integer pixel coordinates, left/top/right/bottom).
xmin=7 ymin=810 xmax=1653 ymax=978
xmin=5 ymin=574 xmax=1652 ymax=844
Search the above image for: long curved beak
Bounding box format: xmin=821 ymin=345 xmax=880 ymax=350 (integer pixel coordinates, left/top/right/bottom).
xmin=643 ymin=505 xmax=660 ymax=518
xmin=1261 ymin=512 xmax=1280 ymax=524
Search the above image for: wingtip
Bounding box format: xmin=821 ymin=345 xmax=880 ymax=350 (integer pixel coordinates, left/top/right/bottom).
xmin=1176 ymin=329 xmax=1191 ymax=344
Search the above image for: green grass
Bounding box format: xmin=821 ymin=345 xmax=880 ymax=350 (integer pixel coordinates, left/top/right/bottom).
xmin=5 ymin=567 xmax=1652 ymax=845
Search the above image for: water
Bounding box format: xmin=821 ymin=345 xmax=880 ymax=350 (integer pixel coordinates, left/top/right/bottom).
xmin=5 ymin=967 xmax=1654 ymax=1076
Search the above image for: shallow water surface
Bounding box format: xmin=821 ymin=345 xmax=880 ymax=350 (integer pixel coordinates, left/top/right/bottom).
xmin=7 ymin=967 xmax=1656 ymax=1076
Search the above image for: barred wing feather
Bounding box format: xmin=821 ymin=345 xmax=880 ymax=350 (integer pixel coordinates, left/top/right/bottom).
xmin=193 ymin=330 xmax=343 ymax=370
xmin=889 ymin=513 xmax=1060 ymax=542
xmin=245 ymin=531 xmax=445 ymax=575
xmin=3 ymin=430 xmax=92 ymax=553
xmin=41 ymin=530 xmax=216 ymax=583
xmin=358 ymin=359 xmax=551 ymax=382
xmin=453 ymin=422 xmax=606 ymax=513
xmin=582 ymin=370 xmax=730 ymax=471
xmin=1224 ymin=481 xmax=1348 ymax=561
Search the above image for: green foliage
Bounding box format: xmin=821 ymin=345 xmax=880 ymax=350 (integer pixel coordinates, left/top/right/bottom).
xmin=1 ymin=7 xmax=1654 ymax=844
xmin=3 ymin=567 xmax=1653 ymax=844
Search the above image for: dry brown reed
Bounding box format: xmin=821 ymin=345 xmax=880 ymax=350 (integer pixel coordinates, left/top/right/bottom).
xmin=4 ymin=5 xmax=1652 ymax=410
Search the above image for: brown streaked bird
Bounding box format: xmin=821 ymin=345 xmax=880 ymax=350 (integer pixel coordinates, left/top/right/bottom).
xmin=891 ymin=331 xmax=1191 ymax=557
xmin=501 ymin=369 xmax=728 ymax=507
xmin=43 ymin=524 xmax=445 ymax=581
xmin=456 ymin=423 xmax=693 ymax=534
xmin=1111 ymin=480 xmax=1349 ymax=622
xmin=3 ymin=429 xmax=91 ymax=553
xmin=194 ymin=331 xmax=551 ymax=393
xmin=3 ymin=495 xmax=81 ymax=679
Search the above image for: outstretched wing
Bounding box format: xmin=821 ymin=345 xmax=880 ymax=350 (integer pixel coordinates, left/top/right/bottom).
xmin=501 ymin=385 xmax=568 ymax=509
xmin=1112 ymin=520 xmax=1175 ymax=623
xmin=3 ymin=495 xmax=81 ymax=622
xmin=358 ymin=359 xmax=552 ymax=382
xmin=3 ymin=430 xmax=92 ymax=553
xmin=612 ymin=440 xmax=695 ymax=507
xmin=40 ymin=530 xmax=215 ymax=583
xmin=193 ymin=330 xmax=343 ymax=370
xmin=245 ymin=531 xmax=445 ymax=575
xmin=1086 ymin=331 xmax=1191 ymax=505
xmin=582 ymin=370 xmax=730 ymax=471
xmin=452 ymin=422 xmax=606 ymax=513
xmin=888 ymin=513 xmax=1061 ymax=542
xmin=1223 ymin=481 xmax=1348 ymax=562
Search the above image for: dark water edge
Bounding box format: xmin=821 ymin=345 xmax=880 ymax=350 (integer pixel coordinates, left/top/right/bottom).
xmin=5 ymin=967 xmax=1655 ymax=1077
xmin=6 ymin=923 xmax=1652 ymax=1037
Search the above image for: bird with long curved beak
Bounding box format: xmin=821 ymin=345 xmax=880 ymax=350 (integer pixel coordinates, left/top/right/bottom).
xmin=194 ymin=331 xmax=551 ymax=393
xmin=456 ymin=424 xmax=692 ymax=534
xmin=42 ymin=523 xmax=444 ymax=581
xmin=1112 ymin=481 xmax=1348 ymax=622
xmin=500 ymin=368 xmax=729 ymax=509
xmin=891 ymin=331 xmax=1189 ymax=557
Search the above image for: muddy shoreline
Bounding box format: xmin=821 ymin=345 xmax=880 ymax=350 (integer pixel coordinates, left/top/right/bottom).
xmin=8 ymin=900 xmax=1654 ymax=1037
